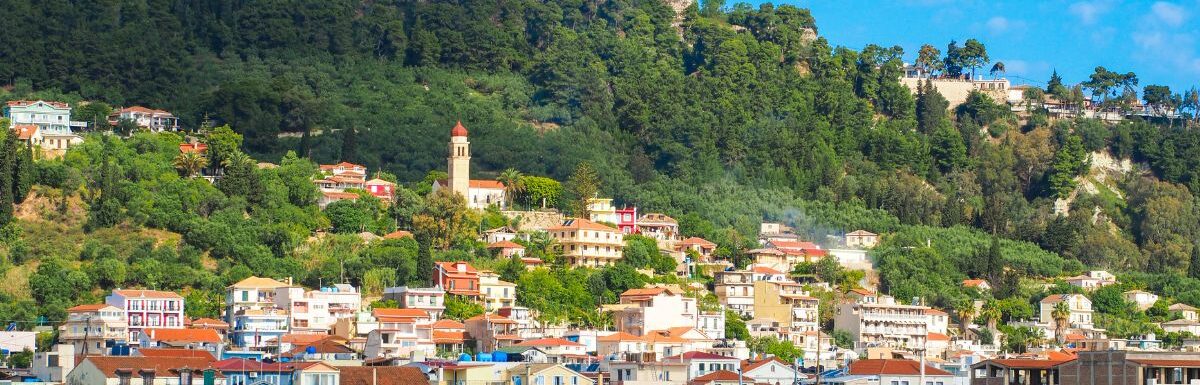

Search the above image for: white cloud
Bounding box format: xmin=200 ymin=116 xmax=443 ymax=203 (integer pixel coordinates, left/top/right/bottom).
xmin=982 ymin=16 xmax=1027 ymax=36
xmin=1151 ymin=2 xmax=1188 ymax=27
xmin=1131 ymin=30 xmax=1200 ymax=75
xmin=1068 ymin=1 xmax=1113 ymax=24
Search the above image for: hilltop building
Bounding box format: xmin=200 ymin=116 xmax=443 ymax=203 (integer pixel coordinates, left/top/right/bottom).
xmin=431 ymin=121 xmax=507 ymax=209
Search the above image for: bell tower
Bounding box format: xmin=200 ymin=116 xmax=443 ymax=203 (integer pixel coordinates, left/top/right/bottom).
xmin=448 ymin=121 xmax=470 ymax=197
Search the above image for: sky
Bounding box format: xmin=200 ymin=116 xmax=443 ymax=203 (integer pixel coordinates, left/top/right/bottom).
xmin=765 ymin=0 xmax=1200 ymax=94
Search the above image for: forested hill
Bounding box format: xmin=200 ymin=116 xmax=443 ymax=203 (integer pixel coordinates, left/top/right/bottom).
xmin=5 ymin=1 xmax=1200 ymax=316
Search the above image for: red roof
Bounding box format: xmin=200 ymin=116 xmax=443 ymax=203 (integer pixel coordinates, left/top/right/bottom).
xmin=849 ymin=288 xmax=875 ymax=296
xmin=548 ymin=218 xmax=620 ymax=232
xmin=322 ymin=191 xmax=360 ymax=200
xmin=620 ymin=287 xmax=682 ymax=298
xmin=848 ymin=359 xmax=952 ymax=376
xmin=7 ymin=100 xmax=68 ymax=108
xmin=179 ymin=143 xmax=207 ymax=154
xmin=136 ymin=348 xmax=216 ymax=360
xmin=384 ymin=230 xmax=414 ymax=239
xmin=690 ymin=370 xmax=741 ymax=384
xmin=925 ymin=308 xmax=948 ymax=316
xmin=516 ymin=337 xmax=584 ymax=347
xmin=432 ymin=319 xmax=466 ymax=329
xmin=963 ymin=279 xmax=988 ymax=287
xmin=741 ymin=357 xmax=791 ymax=372
xmin=320 ymin=162 xmax=366 ymax=171
xmin=469 ymin=179 xmax=505 ymax=189
xmin=143 ymin=328 xmax=222 ymax=344
xmin=373 ymin=308 xmax=429 ymax=320
xmin=112 ymin=289 xmax=183 ymax=299
xmin=664 ymin=351 xmax=738 ymax=361
xmin=189 ymin=318 xmax=229 ymax=328
xmin=433 ymin=331 xmax=469 ymax=344
xmin=487 ymin=240 xmax=525 ymax=249
xmin=678 ymin=237 xmax=717 ymax=248
xmin=12 ymin=124 xmax=37 ymax=140
xmin=451 ymin=121 xmax=469 ymax=137
xmin=927 ymin=332 xmax=950 ymax=341
xmin=521 ymin=257 xmax=544 ymax=265
xmin=338 ymin=367 xmax=429 ymax=385
xmin=68 ymin=304 xmax=112 ymax=312
xmin=81 ymin=356 xmax=217 ymax=378
xmin=751 ymin=266 xmax=784 ymax=275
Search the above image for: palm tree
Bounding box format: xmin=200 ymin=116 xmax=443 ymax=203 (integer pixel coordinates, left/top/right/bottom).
xmin=1052 ymin=301 xmax=1071 ymax=345
xmin=497 ymin=168 xmax=524 ymax=209
xmin=980 ymin=300 xmax=1002 ymax=334
xmin=173 ymin=151 xmax=208 ymax=178
xmin=954 ymin=300 xmax=976 ymax=335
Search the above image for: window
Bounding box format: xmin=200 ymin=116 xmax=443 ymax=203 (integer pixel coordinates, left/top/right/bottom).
xmin=242 ymin=291 xmax=249 ymax=302
xmin=535 ymin=376 xmax=544 ymax=385
xmin=118 ymin=372 xmax=131 ymax=385
xmin=571 ymin=377 xmax=578 ymax=385
xmin=141 ymin=372 xmax=155 ymax=385
xmin=554 ymin=376 xmax=563 ymax=385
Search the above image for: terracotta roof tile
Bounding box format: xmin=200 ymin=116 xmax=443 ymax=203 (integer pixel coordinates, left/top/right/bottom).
xmin=227 ymin=276 xmax=289 ymax=289
xmin=516 ymin=337 xmax=584 ymax=347
xmin=68 ymin=304 xmax=113 ymax=312
xmin=338 ymin=366 xmax=429 ymax=385
xmin=487 ymin=241 xmax=525 ymax=249
xmin=384 ymin=230 xmax=413 ymax=239
xmin=849 ymin=359 xmax=951 ymax=376
xmin=111 ymin=289 xmax=183 ymax=299
xmin=82 ymin=356 xmax=217 ymax=378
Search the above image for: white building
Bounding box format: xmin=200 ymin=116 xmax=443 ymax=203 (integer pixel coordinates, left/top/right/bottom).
xmin=111 ymin=106 xmax=179 ymax=132
xmin=714 ymin=271 xmax=755 ymax=317
xmin=611 ymin=287 xmax=697 ymax=336
xmin=1170 ymin=303 xmax=1199 ymax=321
xmin=276 ymin=284 xmax=361 ymax=334
xmin=363 ymin=308 xmax=436 ymax=359
xmin=61 ymin=304 xmax=128 ymax=355
xmin=382 ymin=286 xmax=446 ymax=319
xmin=833 ymin=294 xmax=930 ymax=352
xmin=1123 ymin=290 xmax=1160 ymax=311
xmin=548 ymin=218 xmax=625 ymax=268
xmin=1040 ymin=294 xmax=1095 ymax=330
xmin=844 ymin=230 xmax=879 ymax=248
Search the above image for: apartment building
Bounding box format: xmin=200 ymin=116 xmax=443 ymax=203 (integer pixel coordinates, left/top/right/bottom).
xmin=225 ymin=276 xmax=290 ymax=324
xmin=479 ymin=271 xmax=517 ymax=311
xmin=432 ymin=261 xmax=481 ymax=297
xmin=104 ymin=289 xmax=184 ymax=344
xmin=363 ymin=308 xmax=435 ymax=359
xmin=1040 ymin=294 xmax=1095 ymax=330
xmin=752 ymin=281 xmax=819 ymax=347
xmin=61 ymin=304 xmax=128 ymax=355
xmin=611 ymin=287 xmax=698 ymax=337
xmin=834 ymin=294 xmax=930 ymax=352
xmin=382 ymin=286 xmax=446 ymax=319
xmin=229 ymin=308 xmax=289 ymax=349
xmin=548 ymin=218 xmax=625 ymax=267
xmin=714 ymin=271 xmax=755 ymax=317
xmin=276 ymin=284 xmax=361 ymax=334
xmin=465 ymin=313 xmax=523 ymax=352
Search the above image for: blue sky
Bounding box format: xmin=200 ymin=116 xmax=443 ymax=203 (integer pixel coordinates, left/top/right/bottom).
xmin=764 ymin=0 xmax=1200 ymax=94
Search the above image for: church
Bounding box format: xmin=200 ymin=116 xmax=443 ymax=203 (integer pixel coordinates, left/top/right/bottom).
xmin=431 ymin=121 xmax=508 ymax=210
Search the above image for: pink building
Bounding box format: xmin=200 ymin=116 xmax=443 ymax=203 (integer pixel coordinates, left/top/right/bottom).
xmin=104 ymin=289 xmax=185 ymax=344
xmin=616 ymin=206 xmax=638 ymax=234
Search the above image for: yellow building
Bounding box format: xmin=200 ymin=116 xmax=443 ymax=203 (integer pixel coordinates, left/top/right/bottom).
xmin=507 ymin=363 xmax=595 ymax=385
xmin=479 ymin=271 xmax=517 ymax=311
xmin=548 ymin=218 xmax=624 ymax=267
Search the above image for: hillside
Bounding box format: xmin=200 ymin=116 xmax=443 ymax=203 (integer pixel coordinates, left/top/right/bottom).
xmin=1 ymin=0 xmax=1200 ymax=338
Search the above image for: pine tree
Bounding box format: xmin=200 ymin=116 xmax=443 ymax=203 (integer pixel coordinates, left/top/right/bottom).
xmin=416 ymin=243 xmax=434 ymax=286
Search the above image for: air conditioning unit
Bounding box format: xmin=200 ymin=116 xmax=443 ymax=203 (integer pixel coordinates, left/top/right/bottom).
xmin=249 ymin=372 xmax=258 ymax=378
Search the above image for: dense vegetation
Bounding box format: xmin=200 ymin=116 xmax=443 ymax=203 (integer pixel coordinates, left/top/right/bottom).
xmin=3 ymin=0 xmax=1200 ymax=349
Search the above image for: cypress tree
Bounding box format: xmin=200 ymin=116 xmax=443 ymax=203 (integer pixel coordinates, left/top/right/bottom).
xmin=0 ymin=132 xmax=17 ymax=225
xmin=13 ymin=141 xmax=33 ymax=204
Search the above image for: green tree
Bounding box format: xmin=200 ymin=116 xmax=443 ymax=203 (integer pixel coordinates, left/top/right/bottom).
xmin=1052 ymin=301 xmax=1070 ymax=344
xmin=567 ymin=162 xmax=600 ymax=217
xmin=1048 ymin=135 xmax=1088 ymax=199
xmin=915 ymin=44 xmax=943 ymax=75
xmin=724 ymin=309 xmax=749 ymax=341
xmin=959 ymin=39 xmax=989 ymax=78
xmin=412 ymin=189 xmax=471 ymax=250
xmin=498 ymin=168 xmax=524 ymax=209
xmin=173 ymin=151 xmax=209 ymax=178
xmin=520 ymin=176 xmax=562 ymax=209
